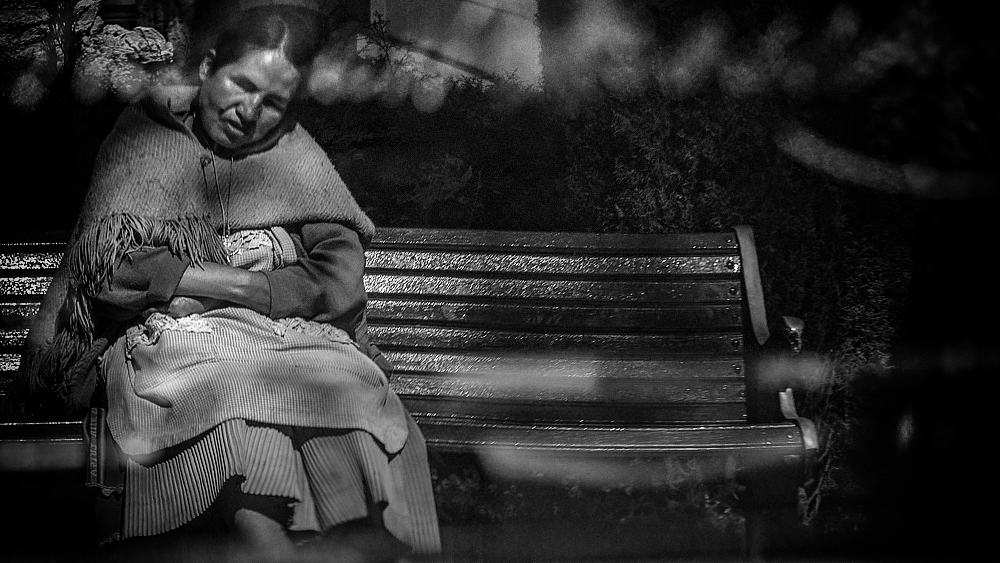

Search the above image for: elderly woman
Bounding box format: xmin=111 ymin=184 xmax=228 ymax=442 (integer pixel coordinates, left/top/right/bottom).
xmin=5 ymin=4 xmax=440 ymax=560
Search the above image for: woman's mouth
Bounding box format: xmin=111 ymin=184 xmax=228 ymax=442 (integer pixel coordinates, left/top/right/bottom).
xmin=223 ymin=119 xmax=252 ymax=138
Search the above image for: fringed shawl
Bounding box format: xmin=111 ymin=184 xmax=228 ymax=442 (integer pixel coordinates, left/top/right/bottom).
xmin=3 ymin=85 xmax=375 ymax=421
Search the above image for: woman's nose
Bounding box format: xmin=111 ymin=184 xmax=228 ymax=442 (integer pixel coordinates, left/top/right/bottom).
xmin=237 ymin=95 xmax=263 ymax=123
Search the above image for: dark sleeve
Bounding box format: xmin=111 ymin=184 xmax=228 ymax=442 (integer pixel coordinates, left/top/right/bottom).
xmin=261 ymin=223 xmax=367 ymax=331
xmin=92 ymin=247 xmax=190 ymax=321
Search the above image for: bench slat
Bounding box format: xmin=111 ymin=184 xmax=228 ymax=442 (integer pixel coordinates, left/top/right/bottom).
xmin=370 ymin=326 xmax=744 ymax=356
xmin=1 ymin=354 xmax=19 ymax=372
xmin=417 ymin=419 xmax=802 ymax=454
xmin=1 ymin=328 xmax=28 ymax=349
xmin=370 ymin=228 xmax=739 ymax=254
xmin=0 ymin=334 xmax=748 ymax=365
xmin=366 ymin=249 xmax=740 ymax=276
xmin=5 ymin=275 xmax=744 ymax=303
xmin=391 ymin=373 xmax=745 ymax=404
xmin=0 ymin=385 xmax=748 ymax=425
xmin=0 ymin=231 xmax=740 ymax=256
xmin=0 ymin=276 xmax=53 ymax=298
xmin=383 ymin=350 xmax=743 ymax=379
xmin=366 ymin=274 xmax=742 ymax=302
xmin=368 ymin=299 xmax=742 ymax=331
xmin=1 ymin=247 xmax=741 ymax=273
xmin=1 ymin=302 xmax=41 ymax=329
xmin=403 ymin=398 xmax=747 ymax=425
xmin=0 ymin=418 xmax=801 ymax=472
xmin=0 ymin=253 xmax=63 ymax=270
xmin=0 ymin=353 xmax=748 ymax=402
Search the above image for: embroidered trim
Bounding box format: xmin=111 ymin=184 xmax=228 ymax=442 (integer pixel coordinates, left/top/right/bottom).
xmin=125 ymin=313 xmax=213 ymax=357
xmin=272 ymin=317 xmax=355 ymax=346
xmin=222 ymin=229 xmax=290 ymax=271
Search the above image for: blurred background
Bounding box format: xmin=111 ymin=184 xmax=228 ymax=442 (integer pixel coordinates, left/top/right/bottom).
xmin=2 ymin=1 xmax=997 ymax=560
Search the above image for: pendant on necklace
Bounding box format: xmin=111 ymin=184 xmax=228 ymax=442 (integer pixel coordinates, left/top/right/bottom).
xmin=222 ymin=233 xmax=239 ymax=258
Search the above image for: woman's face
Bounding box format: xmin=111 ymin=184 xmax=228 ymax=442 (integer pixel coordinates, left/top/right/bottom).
xmin=197 ymin=48 xmax=302 ymax=150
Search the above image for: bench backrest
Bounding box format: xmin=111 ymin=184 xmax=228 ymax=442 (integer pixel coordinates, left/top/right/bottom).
xmin=1 ymin=227 xmax=767 ymax=430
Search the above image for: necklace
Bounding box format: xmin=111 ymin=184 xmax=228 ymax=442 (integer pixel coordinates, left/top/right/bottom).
xmin=208 ymin=152 xmax=235 ymax=256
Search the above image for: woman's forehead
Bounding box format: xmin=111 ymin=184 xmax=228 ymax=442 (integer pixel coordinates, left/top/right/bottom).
xmin=220 ymin=48 xmax=301 ymax=90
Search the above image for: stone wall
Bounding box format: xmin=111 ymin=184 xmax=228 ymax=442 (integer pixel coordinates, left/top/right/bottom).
xmin=0 ymin=1 xmax=176 ymax=232
xmin=1 ymin=0 xmax=176 ymax=110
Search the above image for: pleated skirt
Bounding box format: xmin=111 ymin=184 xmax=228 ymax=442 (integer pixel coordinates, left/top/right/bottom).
xmin=118 ymin=414 xmax=441 ymax=554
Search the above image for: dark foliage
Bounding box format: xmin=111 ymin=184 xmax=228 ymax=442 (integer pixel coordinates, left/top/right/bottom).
xmin=295 ymin=68 xmax=921 ymax=551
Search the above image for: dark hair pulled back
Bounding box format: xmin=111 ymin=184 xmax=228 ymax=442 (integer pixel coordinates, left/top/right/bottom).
xmin=190 ymin=4 xmax=326 ymax=74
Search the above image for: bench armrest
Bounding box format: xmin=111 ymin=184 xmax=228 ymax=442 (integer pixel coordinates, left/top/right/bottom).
xmin=778 ymin=388 xmax=819 ymax=485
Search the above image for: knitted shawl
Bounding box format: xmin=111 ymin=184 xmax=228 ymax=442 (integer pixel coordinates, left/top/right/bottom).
xmin=4 ymin=85 xmax=374 ymax=421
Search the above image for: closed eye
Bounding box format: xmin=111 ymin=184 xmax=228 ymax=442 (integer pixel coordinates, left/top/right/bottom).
xmin=266 ymin=97 xmax=289 ymax=111
xmin=232 ymin=77 xmax=259 ymax=93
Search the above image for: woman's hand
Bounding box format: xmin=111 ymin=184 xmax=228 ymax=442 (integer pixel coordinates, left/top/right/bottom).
xmin=143 ymin=296 xmax=228 ymax=319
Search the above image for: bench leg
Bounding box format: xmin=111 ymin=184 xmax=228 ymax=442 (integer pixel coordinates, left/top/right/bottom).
xmin=739 ymin=461 xmax=806 ymax=561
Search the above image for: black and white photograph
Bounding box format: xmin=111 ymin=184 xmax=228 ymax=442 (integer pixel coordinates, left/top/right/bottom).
xmin=1 ymin=1 xmax=996 ymax=561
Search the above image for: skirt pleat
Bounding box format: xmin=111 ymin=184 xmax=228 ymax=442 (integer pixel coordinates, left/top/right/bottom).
xmin=300 ymin=413 xmax=440 ymax=554
xmin=121 ymin=415 xmax=441 ymax=553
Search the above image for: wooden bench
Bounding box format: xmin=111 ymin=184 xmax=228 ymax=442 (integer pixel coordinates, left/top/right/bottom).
xmin=1 ymin=226 xmax=818 ymax=559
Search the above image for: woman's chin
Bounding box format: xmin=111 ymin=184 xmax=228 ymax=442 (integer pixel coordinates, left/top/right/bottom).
xmin=213 ymin=135 xmax=248 ymax=151
xmin=202 ymin=123 xmax=246 ymax=150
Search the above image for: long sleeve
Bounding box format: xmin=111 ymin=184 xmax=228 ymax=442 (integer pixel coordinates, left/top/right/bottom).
xmin=92 ymin=247 xmax=190 ymax=321
xmin=262 ymin=222 xmax=367 ymax=333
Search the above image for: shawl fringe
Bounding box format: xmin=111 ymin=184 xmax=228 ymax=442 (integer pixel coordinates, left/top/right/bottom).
xmin=66 ymin=212 xmax=228 ymax=341
xmin=6 ymin=213 xmax=226 ymax=421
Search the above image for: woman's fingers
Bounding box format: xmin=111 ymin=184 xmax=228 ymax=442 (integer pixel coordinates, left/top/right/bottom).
xmin=167 ymin=296 xmax=207 ymax=318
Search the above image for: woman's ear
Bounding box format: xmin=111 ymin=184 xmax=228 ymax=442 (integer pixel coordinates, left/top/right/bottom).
xmin=198 ymin=49 xmax=216 ymax=82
